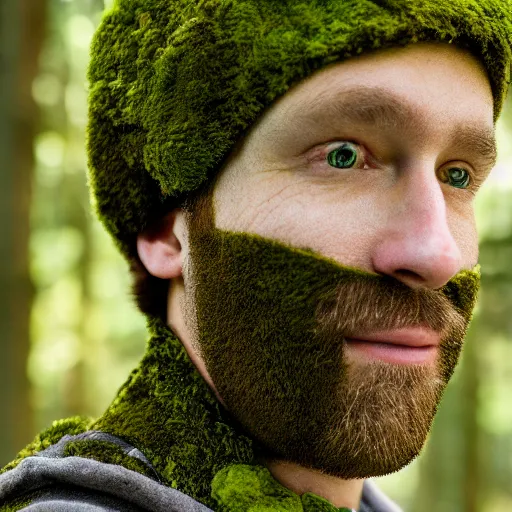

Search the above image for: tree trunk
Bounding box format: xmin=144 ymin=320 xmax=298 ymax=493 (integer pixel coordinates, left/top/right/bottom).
xmin=0 ymin=0 xmax=47 ymax=466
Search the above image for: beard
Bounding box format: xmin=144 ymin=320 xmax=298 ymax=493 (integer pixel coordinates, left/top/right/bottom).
xmin=181 ymin=188 xmax=480 ymax=479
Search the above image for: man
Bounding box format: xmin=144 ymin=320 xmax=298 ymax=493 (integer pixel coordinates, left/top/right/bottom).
xmin=1 ymin=0 xmax=511 ymax=510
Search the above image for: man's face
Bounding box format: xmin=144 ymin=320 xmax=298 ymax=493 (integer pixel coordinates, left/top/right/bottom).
xmin=212 ymin=42 xmax=495 ymax=276
xmin=179 ymin=42 xmax=494 ymax=478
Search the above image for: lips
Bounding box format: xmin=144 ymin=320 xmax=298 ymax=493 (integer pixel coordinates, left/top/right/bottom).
xmin=348 ymin=326 xmax=440 ymax=347
xmin=345 ymin=326 xmax=440 ymax=365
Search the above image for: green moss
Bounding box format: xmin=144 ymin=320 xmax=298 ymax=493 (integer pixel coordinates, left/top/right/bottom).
xmin=0 ymin=496 xmax=33 ymax=512
xmin=63 ymin=439 xmax=156 ymax=480
xmin=90 ymin=317 xmax=258 ymax=509
xmin=1 ymin=229 xmax=481 ymax=508
xmin=0 ymin=416 xmax=93 ymax=475
xmin=0 ymin=228 xmax=482 ymax=509
xmin=441 ymin=264 xmax=481 ymax=321
xmin=86 ymin=0 xmax=512 ymax=258
xmin=211 ymin=464 xmax=302 ymax=511
xmin=0 ymin=309 xmax=368 ymax=510
xmin=212 ymin=464 xmax=350 ymax=512
xmin=301 ymin=493 xmax=354 ymax=512
xmin=211 ymin=464 xmax=354 ymax=511
xmin=72 ymin=229 xmax=477 ymax=505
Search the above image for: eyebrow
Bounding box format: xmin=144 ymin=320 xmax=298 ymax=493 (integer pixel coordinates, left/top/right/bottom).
xmin=294 ymin=86 xmax=498 ymax=169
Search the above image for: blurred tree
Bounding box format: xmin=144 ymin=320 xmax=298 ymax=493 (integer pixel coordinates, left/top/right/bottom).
xmin=27 ymin=0 xmax=146 ymax=434
xmin=0 ymin=0 xmax=48 ymax=466
xmin=414 ymin=325 xmax=482 ymax=512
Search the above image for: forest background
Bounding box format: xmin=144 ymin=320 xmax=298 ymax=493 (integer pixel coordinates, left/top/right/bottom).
xmin=1 ymin=1 xmax=512 ymax=511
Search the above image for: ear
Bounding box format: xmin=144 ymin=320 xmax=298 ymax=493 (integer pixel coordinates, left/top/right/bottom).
xmin=136 ymin=209 xmax=184 ymax=279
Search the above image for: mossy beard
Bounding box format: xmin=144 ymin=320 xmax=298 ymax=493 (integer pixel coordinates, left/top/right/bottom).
xmin=185 ymin=191 xmax=480 ymax=480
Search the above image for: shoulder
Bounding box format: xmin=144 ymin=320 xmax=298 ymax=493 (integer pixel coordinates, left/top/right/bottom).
xmin=1 ymin=416 xmax=93 ymax=475
xmin=0 ymin=430 xmax=212 ymax=512
xmin=0 ymin=456 xmax=212 ymax=511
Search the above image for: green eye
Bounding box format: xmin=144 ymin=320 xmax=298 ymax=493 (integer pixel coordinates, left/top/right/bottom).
xmin=443 ymin=167 xmax=471 ymax=189
xmin=326 ymin=142 xmax=359 ymax=169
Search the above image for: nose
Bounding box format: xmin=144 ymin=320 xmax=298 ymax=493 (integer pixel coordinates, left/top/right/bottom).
xmin=371 ymin=170 xmax=463 ymax=290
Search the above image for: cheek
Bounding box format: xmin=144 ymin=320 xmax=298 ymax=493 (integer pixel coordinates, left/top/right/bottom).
xmin=250 ymin=186 xmax=383 ymax=270
xmin=448 ymin=204 xmax=479 ymax=265
xmin=213 ymin=161 xmax=386 ymax=270
xmin=291 ymin=195 xmax=385 ymax=267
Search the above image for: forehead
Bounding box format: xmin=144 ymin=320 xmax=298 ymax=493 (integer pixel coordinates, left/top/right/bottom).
xmin=257 ymin=42 xmax=495 ymax=146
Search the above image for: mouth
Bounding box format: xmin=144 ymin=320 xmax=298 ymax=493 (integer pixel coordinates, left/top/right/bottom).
xmin=344 ymin=326 xmax=440 ymax=365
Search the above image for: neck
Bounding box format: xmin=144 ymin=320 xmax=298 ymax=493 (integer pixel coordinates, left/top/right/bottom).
xmin=262 ymin=459 xmax=364 ymax=510
xmin=92 ymin=316 xmax=257 ymax=509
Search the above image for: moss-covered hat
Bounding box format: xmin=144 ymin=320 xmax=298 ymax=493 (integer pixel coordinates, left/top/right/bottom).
xmin=87 ymin=0 xmax=512 ymax=258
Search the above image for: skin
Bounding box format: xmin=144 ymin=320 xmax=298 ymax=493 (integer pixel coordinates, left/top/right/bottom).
xmin=137 ymin=42 xmax=496 ymax=509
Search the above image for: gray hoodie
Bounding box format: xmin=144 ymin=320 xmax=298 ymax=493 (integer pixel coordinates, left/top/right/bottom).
xmin=0 ymin=431 xmax=403 ymax=512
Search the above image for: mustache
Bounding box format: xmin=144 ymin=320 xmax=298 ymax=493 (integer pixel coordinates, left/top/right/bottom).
xmin=315 ymin=274 xmax=471 ymax=341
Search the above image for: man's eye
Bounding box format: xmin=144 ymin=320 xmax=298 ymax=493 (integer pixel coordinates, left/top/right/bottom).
xmin=326 ymin=142 xmax=364 ymax=169
xmin=440 ymin=167 xmax=471 ymax=189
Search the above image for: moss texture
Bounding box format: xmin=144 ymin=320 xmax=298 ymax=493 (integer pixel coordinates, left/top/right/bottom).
xmin=1 ymin=237 xmax=481 ymax=510
xmin=0 ymin=316 xmax=358 ymax=510
xmin=0 ymin=416 xmax=93 ymax=475
xmin=186 ymin=214 xmax=481 ymax=477
xmin=62 ymin=439 xmax=157 ymax=480
xmin=86 ymin=0 xmax=512 ymax=258
xmin=90 ymin=316 xmax=258 ymax=509
xmin=211 ymin=464 xmax=353 ymax=511
xmin=0 ymin=497 xmax=33 ymax=512
xmin=0 ymin=417 xmax=93 ymax=511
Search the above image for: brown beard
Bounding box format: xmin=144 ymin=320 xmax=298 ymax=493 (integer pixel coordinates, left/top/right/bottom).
xmin=182 ymin=186 xmax=479 ymax=479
